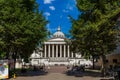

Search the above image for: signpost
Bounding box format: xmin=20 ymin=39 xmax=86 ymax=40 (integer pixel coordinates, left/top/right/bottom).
xmin=0 ymin=60 xmax=9 ymax=79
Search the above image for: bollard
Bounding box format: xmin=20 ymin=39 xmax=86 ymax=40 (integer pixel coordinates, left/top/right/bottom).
xmin=13 ymin=73 xmax=16 ymax=79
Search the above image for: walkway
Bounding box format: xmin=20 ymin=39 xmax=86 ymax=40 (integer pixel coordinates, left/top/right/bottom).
xmin=47 ymin=66 xmax=66 ymax=73
xmin=9 ymin=66 xmax=112 ymax=80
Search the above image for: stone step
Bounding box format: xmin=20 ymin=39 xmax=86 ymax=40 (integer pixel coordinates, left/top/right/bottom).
xmin=49 ymin=58 xmax=68 ymax=62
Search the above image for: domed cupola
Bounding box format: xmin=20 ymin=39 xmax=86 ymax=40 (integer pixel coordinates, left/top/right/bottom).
xmin=53 ymin=26 xmax=65 ymax=38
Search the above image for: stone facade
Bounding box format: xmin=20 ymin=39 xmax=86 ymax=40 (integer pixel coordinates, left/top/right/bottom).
xmin=30 ymin=26 xmax=92 ymax=66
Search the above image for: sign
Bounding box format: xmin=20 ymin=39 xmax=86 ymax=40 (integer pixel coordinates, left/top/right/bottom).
xmin=0 ymin=60 xmax=9 ymax=79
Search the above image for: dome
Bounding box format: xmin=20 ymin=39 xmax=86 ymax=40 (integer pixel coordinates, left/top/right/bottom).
xmin=53 ymin=26 xmax=65 ymax=38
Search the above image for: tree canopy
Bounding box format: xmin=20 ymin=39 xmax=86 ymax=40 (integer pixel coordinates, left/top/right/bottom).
xmin=71 ymin=0 xmax=120 ymax=57
xmin=0 ymin=0 xmax=48 ymax=59
xmin=70 ymin=0 xmax=120 ymax=71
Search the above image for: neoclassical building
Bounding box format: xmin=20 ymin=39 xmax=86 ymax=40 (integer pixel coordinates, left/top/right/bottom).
xmin=30 ymin=26 xmax=92 ymax=66
xmin=43 ymin=27 xmax=75 ymax=61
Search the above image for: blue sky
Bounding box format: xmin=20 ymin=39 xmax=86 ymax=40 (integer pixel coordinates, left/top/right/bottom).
xmin=36 ymin=0 xmax=80 ymax=35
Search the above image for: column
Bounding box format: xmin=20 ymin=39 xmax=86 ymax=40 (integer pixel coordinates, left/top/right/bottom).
xmin=48 ymin=44 xmax=50 ymax=57
xmin=40 ymin=51 xmax=43 ymax=58
xmin=72 ymin=52 xmax=74 ymax=58
xmin=44 ymin=44 xmax=46 ymax=58
xmin=67 ymin=45 xmax=70 ymax=57
xmin=56 ymin=45 xmax=58 ymax=57
xmin=64 ymin=44 xmax=66 ymax=57
xmin=60 ymin=45 xmax=62 ymax=57
xmin=52 ymin=44 xmax=54 ymax=57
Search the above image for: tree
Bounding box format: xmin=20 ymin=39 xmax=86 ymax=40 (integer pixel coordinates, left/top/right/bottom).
xmin=70 ymin=0 xmax=120 ymax=76
xmin=0 ymin=51 xmax=6 ymax=59
xmin=0 ymin=0 xmax=48 ymax=69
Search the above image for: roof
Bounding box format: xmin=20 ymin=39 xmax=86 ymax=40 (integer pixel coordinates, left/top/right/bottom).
xmin=48 ymin=38 xmax=65 ymax=42
xmin=52 ymin=26 xmax=65 ymax=38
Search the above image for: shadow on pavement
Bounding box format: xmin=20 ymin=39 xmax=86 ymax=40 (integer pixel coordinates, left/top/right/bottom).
xmin=65 ymin=69 xmax=101 ymax=78
xmin=83 ymin=70 xmax=101 ymax=77
xmin=16 ymin=70 xmax=48 ymax=77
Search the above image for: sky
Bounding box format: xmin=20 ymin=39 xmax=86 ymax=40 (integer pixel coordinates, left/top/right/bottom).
xmin=36 ymin=0 xmax=80 ymax=35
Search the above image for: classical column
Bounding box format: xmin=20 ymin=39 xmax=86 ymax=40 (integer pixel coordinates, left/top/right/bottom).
xmin=72 ymin=52 xmax=74 ymax=58
xmin=52 ymin=44 xmax=54 ymax=57
xmin=60 ymin=44 xmax=62 ymax=57
xmin=40 ymin=51 xmax=43 ymax=58
xmin=67 ymin=45 xmax=70 ymax=57
xmin=44 ymin=44 xmax=46 ymax=58
xmin=48 ymin=44 xmax=50 ymax=57
xmin=64 ymin=44 xmax=66 ymax=57
xmin=56 ymin=44 xmax=58 ymax=57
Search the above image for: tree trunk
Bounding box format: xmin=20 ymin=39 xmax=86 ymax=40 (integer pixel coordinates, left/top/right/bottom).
xmin=101 ymin=54 xmax=106 ymax=77
xmin=5 ymin=51 xmax=11 ymax=79
xmin=13 ymin=52 xmax=17 ymax=72
xmin=92 ymin=55 xmax=95 ymax=69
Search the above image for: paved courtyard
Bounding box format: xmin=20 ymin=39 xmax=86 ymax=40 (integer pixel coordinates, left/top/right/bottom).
xmin=9 ymin=66 xmax=112 ymax=80
xmin=10 ymin=73 xmax=102 ymax=80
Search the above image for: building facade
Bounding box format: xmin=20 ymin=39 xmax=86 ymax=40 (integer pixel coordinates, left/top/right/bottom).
xmin=30 ymin=26 xmax=92 ymax=66
xmin=95 ymin=46 xmax=120 ymax=68
xmin=43 ymin=27 xmax=75 ymax=62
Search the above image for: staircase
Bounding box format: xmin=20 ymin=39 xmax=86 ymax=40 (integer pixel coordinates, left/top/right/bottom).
xmin=49 ymin=58 xmax=69 ymax=62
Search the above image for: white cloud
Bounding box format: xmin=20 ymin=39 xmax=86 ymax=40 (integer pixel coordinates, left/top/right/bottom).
xmin=67 ymin=16 xmax=70 ymax=19
xmin=69 ymin=6 xmax=73 ymax=10
xmin=46 ymin=24 xmax=50 ymax=28
xmin=44 ymin=12 xmax=51 ymax=20
xmin=63 ymin=9 xmax=69 ymax=13
xmin=60 ymin=15 xmax=63 ymax=19
xmin=65 ymin=0 xmax=76 ymax=11
xmin=73 ymin=0 xmax=77 ymax=4
xmin=49 ymin=6 xmax=55 ymax=10
xmin=44 ymin=0 xmax=55 ymax=4
xmin=44 ymin=12 xmax=51 ymax=16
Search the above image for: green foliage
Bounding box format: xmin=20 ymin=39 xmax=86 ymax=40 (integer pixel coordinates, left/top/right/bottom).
xmin=71 ymin=0 xmax=120 ymax=57
xmin=0 ymin=51 xmax=6 ymax=59
xmin=0 ymin=0 xmax=48 ymax=59
xmin=71 ymin=0 xmax=120 ymax=71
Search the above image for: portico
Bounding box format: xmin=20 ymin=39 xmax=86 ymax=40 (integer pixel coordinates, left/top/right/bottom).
xmin=43 ymin=27 xmax=75 ymax=62
xmin=43 ymin=43 xmax=74 ymax=58
xmin=30 ymin=26 xmax=91 ymax=66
